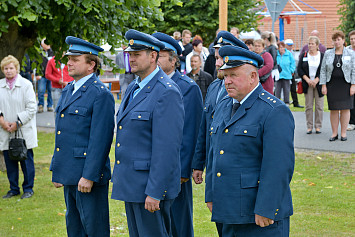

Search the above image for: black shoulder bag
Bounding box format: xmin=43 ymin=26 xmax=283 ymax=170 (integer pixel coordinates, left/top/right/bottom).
xmin=9 ymin=122 xmax=27 ymax=161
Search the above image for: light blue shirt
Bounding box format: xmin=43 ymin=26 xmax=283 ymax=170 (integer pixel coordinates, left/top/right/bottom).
xmin=72 ymin=73 xmax=94 ymax=95
xmin=133 ymin=66 xmax=160 ymax=99
xmin=232 ymin=83 xmax=259 ymax=104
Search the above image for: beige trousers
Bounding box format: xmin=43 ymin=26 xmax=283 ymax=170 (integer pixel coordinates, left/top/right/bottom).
xmin=304 ymin=87 xmax=324 ymax=130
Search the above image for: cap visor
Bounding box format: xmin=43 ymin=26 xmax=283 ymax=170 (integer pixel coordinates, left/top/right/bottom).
xmin=213 ymin=44 xmax=222 ymax=48
xmin=65 ymin=51 xmax=83 ymax=56
xmin=220 ymin=61 xmax=247 ymax=70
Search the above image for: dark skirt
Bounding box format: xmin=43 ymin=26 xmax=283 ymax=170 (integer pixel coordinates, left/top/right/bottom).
xmin=327 ymin=68 xmax=354 ymax=110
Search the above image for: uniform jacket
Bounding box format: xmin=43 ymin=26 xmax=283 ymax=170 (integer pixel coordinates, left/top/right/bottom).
xmin=191 ymin=78 xmax=228 ymax=202
xmin=50 ymin=74 xmax=115 ymax=186
xmin=171 ymin=70 xmax=203 ymax=178
xmin=207 ymin=84 xmax=295 ymax=224
xmin=0 ymin=75 xmax=37 ymax=150
xmin=111 ymin=68 xmax=184 ymax=203
xmin=319 ymin=47 xmax=355 ymax=85
xmin=277 ymin=49 xmax=296 ymax=79
xmin=297 ymin=51 xmax=324 ymax=97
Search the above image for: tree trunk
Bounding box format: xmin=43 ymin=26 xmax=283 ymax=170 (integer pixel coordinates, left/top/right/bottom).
xmin=0 ymin=20 xmax=36 ymax=78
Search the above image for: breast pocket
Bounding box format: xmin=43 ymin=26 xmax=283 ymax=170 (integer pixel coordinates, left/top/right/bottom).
xmin=234 ymin=125 xmax=259 ymax=137
xmin=68 ymin=107 xmax=88 ymax=117
xmin=130 ymin=111 xmax=151 ymax=121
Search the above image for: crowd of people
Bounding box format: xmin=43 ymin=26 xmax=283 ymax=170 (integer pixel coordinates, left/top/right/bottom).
xmin=0 ymin=26 xmax=354 ymax=237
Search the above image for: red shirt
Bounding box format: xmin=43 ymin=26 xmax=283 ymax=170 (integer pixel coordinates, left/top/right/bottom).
xmin=45 ymin=57 xmax=73 ymax=89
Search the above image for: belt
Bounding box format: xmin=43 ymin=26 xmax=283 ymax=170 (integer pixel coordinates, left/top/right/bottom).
xmin=125 ymin=72 xmax=133 ymax=74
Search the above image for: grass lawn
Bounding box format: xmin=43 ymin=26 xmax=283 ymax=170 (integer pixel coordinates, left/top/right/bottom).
xmin=0 ymin=132 xmax=354 ymax=236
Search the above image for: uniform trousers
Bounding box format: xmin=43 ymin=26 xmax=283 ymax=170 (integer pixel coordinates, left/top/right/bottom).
xmin=125 ymin=199 xmax=174 ymax=237
xmin=222 ymin=217 xmax=289 ymax=237
xmin=275 ymin=79 xmax=291 ymax=104
xmin=64 ymin=183 xmax=110 ymax=237
xmin=171 ymin=179 xmax=194 ymax=237
xmin=304 ymin=86 xmax=324 ymax=130
xmin=3 ymin=149 xmax=35 ymax=194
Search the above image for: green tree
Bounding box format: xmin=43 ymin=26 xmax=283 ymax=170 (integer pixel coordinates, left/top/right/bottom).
xmin=0 ymin=0 xmax=174 ymax=76
xmin=338 ymin=0 xmax=355 ymax=42
xmin=156 ymin=0 xmax=262 ymax=45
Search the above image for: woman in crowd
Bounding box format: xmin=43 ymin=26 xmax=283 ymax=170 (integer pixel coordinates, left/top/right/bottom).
xmin=185 ymin=39 xmax=209 ymax=74
xmin=261 ymin=31 xmax=279 ymax=80
xmin=298 ymin=36 xmax=325 ymax=134
xmin=275 ymin=41 xmax=296 ymax=105
xmin=253 ymin=39 xmax=274 ymax=94
xmin=320 ymin=30 xmax=355 ymax=141
xmin=346 ymin=30 xmax=355 ymax=131
xmin=0 ymin=55 xmax=37 ymax=199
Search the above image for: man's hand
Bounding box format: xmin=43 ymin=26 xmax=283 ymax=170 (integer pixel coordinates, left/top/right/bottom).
xmin=145 ymin=196 xmax=160 ymax=213
xmin=192 ymin=170 xmax=203 ymax=184
xmin=7 ymin=122 xmax=17 ymax=133
xmin=181 ymin=177 xmax=189 ymax=184
xmin=350 ymin=84 xmax=355 ymax=96
xmin=206 ymin=202 xmax=213 ymax=213
xmin=77 ymin=177 xmax=94 ymax=193
xmin=52 ymin=182 xmax=64 ymax=188
xmin=255 ymin=214 xmax=274 ymax=227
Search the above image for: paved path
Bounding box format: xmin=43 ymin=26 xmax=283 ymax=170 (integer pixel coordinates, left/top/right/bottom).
xmin=36 ymin=106 xmax=355 ymax=153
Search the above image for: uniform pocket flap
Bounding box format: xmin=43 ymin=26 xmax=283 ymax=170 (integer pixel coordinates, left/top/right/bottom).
xmin=241 ymin=172 xmax=260 ymax=188
xmin=73 ymin=147 xmax=87 ymax=158
xmin=133 ymin=160 xmax=151 ymax=170
xmin=131 ymin=111 xmax=151 ymax=121
xmin=68 ymin=107 xmax=88 ymax=116
xmin=234 ymin=125 xmax=258 ymax=137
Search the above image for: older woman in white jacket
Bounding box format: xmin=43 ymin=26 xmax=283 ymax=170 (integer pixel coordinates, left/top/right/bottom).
xmin=0 ymin=55 xmax=37 ymax=199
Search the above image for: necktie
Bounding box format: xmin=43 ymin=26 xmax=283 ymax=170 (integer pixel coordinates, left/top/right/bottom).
xmin=65 ymin=84 xmax=74 ymax=104
xmin=124 ymin=83 xmax=139 ymax=110
xmin=231 ymin=102 xmax=240 ymax=119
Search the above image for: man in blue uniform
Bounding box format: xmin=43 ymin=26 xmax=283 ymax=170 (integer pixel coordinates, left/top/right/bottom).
xmin=111 ymin=30 xmax=185 ymax=237
xmin=50 ymin=36 xmax=115 ymax=237
xmin=191 ymin=31 xmax=249 ymax=236
xmin=152 ymin=32 xmax=203 ymax=237
xmin=207 ymin=45 xmax=295 ymax=236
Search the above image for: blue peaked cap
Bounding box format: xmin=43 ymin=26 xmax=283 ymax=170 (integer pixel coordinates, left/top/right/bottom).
xmin=65 ymin=36 xmax=104 ymax=56
xmin=219 ymin=45 xmax=264 ymax=69
xmin=214 ymin=31 xmax=249 ymax=50
xmin=151 ymin=32 xmax=182 ymax=55
xmin=125 ymin=29 xmax=165 ymax=52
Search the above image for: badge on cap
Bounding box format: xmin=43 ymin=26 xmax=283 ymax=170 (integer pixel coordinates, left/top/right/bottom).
xmin=225 ymin=56 xmax=229 ymax=63
xmin=218 ymin=37 xmax=223 ymax=43
xmin=129 ymin=39 xmax=134 ymax=45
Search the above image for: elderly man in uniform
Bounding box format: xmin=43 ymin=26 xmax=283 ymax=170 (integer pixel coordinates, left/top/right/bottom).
xmin=153 ymin=32 xmax=203 ymax=237
xmin=206 ymin=45 xmax=295 ymax=236
xmin=111 ymin=30 xmax=185 ymax=237
xmin=191 ymin=30 xmax=248 ymax=236
xmin=50 ymin=36 xmax=115 ymax=237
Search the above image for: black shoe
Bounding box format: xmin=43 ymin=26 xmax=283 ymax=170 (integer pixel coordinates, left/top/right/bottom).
xmin=294 ymin=104 xmax=304 ymax=108
xmin=316 ymin=130 xmax=321 ymax=134
xmin=21 ymin=192 xmax=34 ymax=199
xmin=2 ymin=192 xmax=20 ymax=199
xmin=329 ymin=135 xmax=338 ymax=141
xmin=341 ymin=137 xmax=347 ymax=141
xmin=307 ymin=130 xmax=312 ymax=134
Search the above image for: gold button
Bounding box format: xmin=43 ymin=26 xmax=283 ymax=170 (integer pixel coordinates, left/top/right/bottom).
xmin=244 ymin=130 xmax=247 ymax=134
xmin=61 ymin=114 xmax=64 ymax=118
xmin=56 ymin=148 xmax=59 ymax=152
xmin=148 ymin=86 xmax=150 ymax=89
xmin=270 ymin=98 xmax=273 ymax=101
xmin=117 ymin=143 xmax=120 ymax=147
xmin=204 ymin=107 xmax=206 ymax=110
xmin=167 ymin=82 xmax=170 ymax=84
xmin=117 ymin=160 xmax=120 ymax=164
xmin=211 ymin=127 xmax=213 ymax=130
xmin=161 ymin=77 xmax=163 ymax=79
xmin=258 ymin=180 xmax=260 ymax=184
xmin=211 ymin=115 xmax=214 ymax=119
xmin=84 ymin=153 xmax=86 ymax=156
xmin=275 ymin=213 xmax=278 ymax=215
xmin=101 ymin=174 xmax=103 ymax=177
xmin=210 ymin=132 xmax=212 ymax=135
xmin=119 ymin=126 xmax=122 ymax=130
xmin=164 ymin=190 xmax=167 ymax=193
xmin=261 ymin=93 xmax=265 ymax=95
xmin=57 ymin=131 xmax=61 ymax=135
xmin=94 ymin=81 xmax=97 ymax=83
xmin=276 ymin=209 xmax=279 ymax=211
xmin=217 ymin=172 xmax=221 ymax=177
xmin=169 ymin=85 xmax=172 ymax=87
xmin=225 ymin=129 xmax=228 ymax=133
xmin=220 ymin=150 xmax=224 ymax=155
xmin=101 ymin=86 xmax=104 ymax=88
xmin=267 ymin=97 xmax=270 ymax=99
xmin=75 ymin=110 xmax=78 ymax=113
xmin=273 ymin=101 xmax=276 ymax=103
xmin=138 ymin=115 xmax=141 ymax=119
